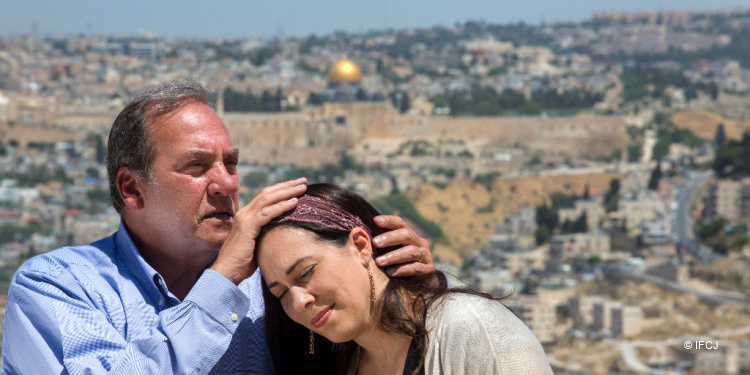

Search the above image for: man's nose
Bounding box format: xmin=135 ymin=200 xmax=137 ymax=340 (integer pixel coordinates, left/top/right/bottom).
xmin=207 ymin=163 xmax=239 ymax=197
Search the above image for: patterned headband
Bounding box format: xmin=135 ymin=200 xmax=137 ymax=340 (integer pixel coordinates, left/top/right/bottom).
xmin=271 ymin=195 xmax=372 ymax=237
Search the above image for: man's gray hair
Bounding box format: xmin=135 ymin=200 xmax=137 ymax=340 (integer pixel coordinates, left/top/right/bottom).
xmin=106 ymin=78 xmax=211 ymax=214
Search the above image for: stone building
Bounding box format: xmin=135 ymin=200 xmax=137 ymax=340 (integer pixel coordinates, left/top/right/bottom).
xmin=568 ymin=295 xmax=604 ymax=330
xmin=610 ymin=305 xmax=643 ymax=338
xmin=513 ymin=297 xmax=557 ymax=344
xmin=547 ymin=231 xmax=611 ymax=271
xmin=693 ymin=342 xmax=739 ymax=375
xmin=592 ymin=300 xmax=621 ymax=334
xmin=558 ymin=200 xmax=605 ymax=231
xmin=704 ymin=178 xmax=750 ymax=221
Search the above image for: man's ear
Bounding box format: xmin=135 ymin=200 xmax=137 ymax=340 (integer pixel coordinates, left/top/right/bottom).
xmin=116 ymin=167 xmax=145 ymax=210
xmin=349 ymin=227 xmax=373 ymax=267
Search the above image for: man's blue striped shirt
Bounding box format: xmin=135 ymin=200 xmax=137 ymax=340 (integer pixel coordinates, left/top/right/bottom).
xmin=2 ymin=221 xmax=274 ymax=374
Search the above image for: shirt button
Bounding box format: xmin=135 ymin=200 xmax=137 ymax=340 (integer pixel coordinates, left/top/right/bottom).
xmin=158 ymin=299 xmax=164 ymax=306
xmin=156 ymin=278 xmax=162 ymax=286
xmin=231 ymin=313 xmax=238 ymax=322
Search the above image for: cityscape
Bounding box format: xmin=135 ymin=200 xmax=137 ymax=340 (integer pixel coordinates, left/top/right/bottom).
xmin=4 ymin=5 xmax=750 ymax=374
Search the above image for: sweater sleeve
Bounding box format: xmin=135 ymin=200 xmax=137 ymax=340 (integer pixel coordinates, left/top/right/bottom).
xmin=424 ymin=294 xmax=553 ymax=375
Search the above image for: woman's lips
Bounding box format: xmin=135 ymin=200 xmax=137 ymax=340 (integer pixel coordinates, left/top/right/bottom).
xmin=311 ymin=305 xmax=334 ymax=329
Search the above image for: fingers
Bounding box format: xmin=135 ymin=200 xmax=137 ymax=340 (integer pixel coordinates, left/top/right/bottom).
xmin=372 ymin=226 xmax=423 ymax=249
xmin=372 ymin=214 xmax=436 ymax=277
xmin=250 ymin=177 xmax=307 ymax=206
xmin=237 ymin=178 xmax=307 ymax=226
xmin=211 ymin=178 xmax=307 ymax=284
xmin=383 ymin=260 xmax=435 ymax=278
xmin=373 ymin=215 xmax=407 ymax=231
xmin=375 ymin=244 xmax=423 ymax=266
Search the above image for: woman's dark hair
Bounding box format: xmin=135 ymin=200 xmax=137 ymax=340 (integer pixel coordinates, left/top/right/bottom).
xmin=258 ymin=183 xmax=501 ymax=375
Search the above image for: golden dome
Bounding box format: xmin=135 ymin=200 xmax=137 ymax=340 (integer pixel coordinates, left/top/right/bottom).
xmin=327 ymin=57 xmax=362 ymax=83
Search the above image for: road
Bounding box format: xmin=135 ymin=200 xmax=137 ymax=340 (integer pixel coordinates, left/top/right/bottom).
xmin=619 ymin=269 xmax=749 ymax=307
xmin=672 ymin=170 xmax=716 ymax=261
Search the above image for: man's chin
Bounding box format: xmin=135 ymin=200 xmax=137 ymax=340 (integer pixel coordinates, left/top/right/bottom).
xmin=196 ymin=226 xmax=231 ymax=247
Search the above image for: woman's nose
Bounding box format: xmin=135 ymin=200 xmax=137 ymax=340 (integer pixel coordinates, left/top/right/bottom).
xmin=291 ymin=287 xmax=314 ymax=313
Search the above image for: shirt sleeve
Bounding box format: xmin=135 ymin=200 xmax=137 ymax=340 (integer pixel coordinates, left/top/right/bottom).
xmin=2 ymin=267 xmax=251 ymax=375
xmin=426 ymin=295 xmax=553 ymax=375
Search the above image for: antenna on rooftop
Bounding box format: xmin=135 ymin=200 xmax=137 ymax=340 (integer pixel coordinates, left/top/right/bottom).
xmin=275 ymin=23 xmax=283 ymax=41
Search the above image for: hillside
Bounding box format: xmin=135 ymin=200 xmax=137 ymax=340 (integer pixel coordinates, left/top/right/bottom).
xmin=670 ymin=110 xmax=750 ymax=141
xmin=407 ymin=173 xmax=619 ymax=264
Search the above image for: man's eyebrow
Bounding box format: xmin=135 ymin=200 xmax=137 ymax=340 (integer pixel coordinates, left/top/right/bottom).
xmin=176 ymin=150 xmax=212 ymax=163
xmin=179 ymin=148 xmax=239 ymax=161
xmin=267 ymin=256 xmax=313 ymax=290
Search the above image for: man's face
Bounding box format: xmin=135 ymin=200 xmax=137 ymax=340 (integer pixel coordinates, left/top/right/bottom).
xmin=137 ymin=101 xmax=239 ymax=258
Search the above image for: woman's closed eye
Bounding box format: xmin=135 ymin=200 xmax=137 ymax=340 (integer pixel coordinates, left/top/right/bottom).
xmin=276 ymin=289 xmax=288 ymax=300
xmin=274 ymin=264 xmax=316 ymax=300
xmin=300 ymin=264 xmax=316 ymax=281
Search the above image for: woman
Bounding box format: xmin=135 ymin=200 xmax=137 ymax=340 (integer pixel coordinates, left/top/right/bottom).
xmin=256 ymin=183 xmax=553 ymax=375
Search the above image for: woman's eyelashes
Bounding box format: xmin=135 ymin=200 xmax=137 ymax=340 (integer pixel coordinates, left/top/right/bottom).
xmin=276 ymin=289 xmax=287 ymax=300
xmin=275 ymin=264 xmax=316 ymax=300
xmin=300 ymin=264 xmax=316 ymax=281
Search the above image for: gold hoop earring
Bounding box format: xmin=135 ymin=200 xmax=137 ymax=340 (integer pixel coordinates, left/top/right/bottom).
xmin=309 ymin=329 xmax=315 ymax=354
xmin=368 ymin=267 xmax=376 ymax=304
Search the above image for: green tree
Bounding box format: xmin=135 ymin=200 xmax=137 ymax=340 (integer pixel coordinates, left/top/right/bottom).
xmin=535 ymin=204 xmax=559 ymax=232
xmin=535 ymin=225 xmax=551 ymax=245
xmin=603 ymin=179 xmax=621 ymax=212
xmin=651 ymin=137 xmax=670 ymax=161
xmin=487 ymin=65 xmax=507 ymax=76
xmin=274 ymin=88 xmax=283 ymax=111
xmin=243 ymin=171 xmax=269 ymax=189
xmin=715 ymin=123 xmax=727 ymax=148
xmin=260 ymin=90 xmax=276 ymax=112
xmin=355 ymin=88 xmax=368 ymax=101
xmin=519 ymin=100 xmax=542 ymax=116
xmin=695 ymin=217 xmax=748 ymax=255
xmin=627 ymin=144 xmax=643 ymax=162
xmin=430 ymin=95 xmax=449 ymax=110
xmin=86 ymin=133 xmax=106 ymax=163
xmin=373 ymin=193 xmax=444 ymax=240
xmin=308 ymin=92 xmax=325 ymax=106
xmin=87 ymin=188 xmax=110 ymax=203
xmin=561 ymin=212 xmax=587 ymax=234
xmin=399 ymin=93 xmax=410 ymax=114
xmin=713 ymin=131 xmax=750 ymax=178
xmin=648 ymin=163 xmax=662 ymax=191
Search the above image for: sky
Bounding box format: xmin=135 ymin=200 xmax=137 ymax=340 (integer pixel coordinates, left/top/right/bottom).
xmin=2 ymin=0 xmax=750 ymax=40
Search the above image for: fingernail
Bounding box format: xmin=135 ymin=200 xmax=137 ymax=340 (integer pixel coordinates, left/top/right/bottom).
xmin=373 ymin=237 xmax=384 ymax=246
xmin=289 ymin=197 xmax=298 ymax=203
xmin=374 ymin=216 xmax=385 ymax=224
xmin=376 ymin=256 xmax=387 ymax=266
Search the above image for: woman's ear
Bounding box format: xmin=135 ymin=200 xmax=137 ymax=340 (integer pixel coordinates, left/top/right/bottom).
xmin=117 ymin=167 xmax=145 ymax=210
xmin=349 ymin=227 xmax=373 ymax=267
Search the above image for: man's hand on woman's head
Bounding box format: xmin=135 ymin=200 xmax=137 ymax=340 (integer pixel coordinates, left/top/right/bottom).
xmin=210 ymin=178 xmax=307 ymax=285
xmin=371 ymin=215 xmax=435 ymax=277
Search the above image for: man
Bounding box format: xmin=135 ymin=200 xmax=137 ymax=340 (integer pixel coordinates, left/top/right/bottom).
xmin=2 ymin=79 xmax=434 ymax=374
